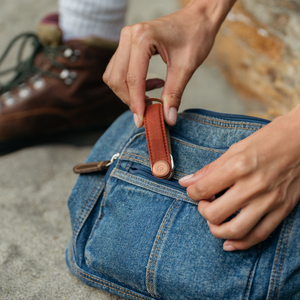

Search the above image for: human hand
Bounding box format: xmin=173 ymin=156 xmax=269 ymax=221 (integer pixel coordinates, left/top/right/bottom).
xmin=103 ymin=0 xmax=235 ymax=127
xmin=179 ymin=107 xmax=300 ymax=251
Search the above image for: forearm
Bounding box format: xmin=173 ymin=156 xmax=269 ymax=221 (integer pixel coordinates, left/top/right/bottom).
xmin=186 ymin=0 xmax=236 ymax=33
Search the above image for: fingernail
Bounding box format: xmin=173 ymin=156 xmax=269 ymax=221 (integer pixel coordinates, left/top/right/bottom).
xmin=223 ymin=243 xmax=236 ymax=252
xmin=169 ymin=107 xmax=178 ymax=125
xmin=179 ymin=174 xmax=194 ymax=182
xmin=134 ymin=113 xmax=139 ymax=128
xmin=207 ymin=220 xmax=210 ymax=226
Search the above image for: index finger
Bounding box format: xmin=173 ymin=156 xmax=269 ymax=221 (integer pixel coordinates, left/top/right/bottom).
xmin=186 ymin=154 xmax=242 ymax=201
xmin=127 ymin=28 xmax=155 ymax=127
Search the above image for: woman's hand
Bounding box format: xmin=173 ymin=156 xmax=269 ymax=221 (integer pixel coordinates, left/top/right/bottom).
xmin=179 ymin=105 xmax=300 ymax=251
xmin=103 ymin=0 xmax=235 ymax=127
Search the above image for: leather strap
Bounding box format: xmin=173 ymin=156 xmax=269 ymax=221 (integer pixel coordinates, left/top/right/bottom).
xmin=144 ymin=98 xmax=174 ymax=179
xmin=73 ymin=160 xmax=110 ymax=174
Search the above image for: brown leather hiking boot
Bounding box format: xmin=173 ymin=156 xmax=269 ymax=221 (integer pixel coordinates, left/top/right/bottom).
xmin=0 ymin=14 xmax=128 ymax=153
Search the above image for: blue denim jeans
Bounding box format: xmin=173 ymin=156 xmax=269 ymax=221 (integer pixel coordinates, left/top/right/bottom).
xmin=65 ymin=109 xmax=300 ymax=300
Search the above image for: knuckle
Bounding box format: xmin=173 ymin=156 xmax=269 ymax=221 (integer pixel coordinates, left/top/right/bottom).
xmin=102 ymin=72 xmax=109 ymax=84
xmin=166 ymin=91 xmax=182 ymax=107
xmin=227 ymin=225 xmax=243 ymax=239
xmin=253 ymin=173 xmax=269 ymax=193
xmin=229 ymin=142 xmax=246 ymax=154
xmin=126 ymin=72 xmax=138 ymax=87
xmin=231 ymin=154 xmax=252 ymax=177
xmin=120 ymin=25 xmax=132 ymax=38
xmin=131 ymin=23 xmax=152 ymax=43
xmin=107 ymin=77 xmax=117 ymax=90
xmin=254 ymin=229 xmax=269 ymax=242
xmin=203 ymin=207 xmax=219 ymax=224
xmin=194 ymin=183 xmax=209 ymax=199
xmin=272 ymin=188 xmax=284 ymax=205
xmin=209 ymin=227 xmax=222 ymax=239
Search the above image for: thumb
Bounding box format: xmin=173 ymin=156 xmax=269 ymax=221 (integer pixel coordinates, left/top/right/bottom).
xmin=162 ymin=64 xmax=193 ymax=126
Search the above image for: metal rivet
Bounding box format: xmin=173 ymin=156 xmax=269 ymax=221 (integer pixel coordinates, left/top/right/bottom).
xmin=33 ymin=78 xmax=46 ymax=90
xmin=64 ymin=48 xmax=73 ymax=58
xmin=18 ymin=88 xmax=31 ymax=98
xmin=60 ymin=69 xmax=70 ymax=79
xmin=153 ymin=160 xmax=170 ymax=178
xmin=3 ymin=97 xmax=15 ymax=107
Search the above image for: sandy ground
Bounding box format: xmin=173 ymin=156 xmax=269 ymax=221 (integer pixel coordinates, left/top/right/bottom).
xmin=0 ymin=1 xmax=248 ymax=299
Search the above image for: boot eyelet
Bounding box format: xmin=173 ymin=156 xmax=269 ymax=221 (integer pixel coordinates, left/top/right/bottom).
xmin=2 ymin=92 xmax=15 ymax=106
xmin=63 ymin=48 xmax=73 ymax=58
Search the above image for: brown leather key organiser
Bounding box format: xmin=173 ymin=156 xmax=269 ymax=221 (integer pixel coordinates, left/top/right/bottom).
xmin=144 ymin=98 xmax=174 ymax=180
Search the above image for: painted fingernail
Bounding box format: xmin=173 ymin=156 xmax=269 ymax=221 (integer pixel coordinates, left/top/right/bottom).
xmin=179 ymin=174 xmax=194 ymax=182
xmin=169 ymin=107 xmax=178 ymax=125
xmin=223 ymin=243 xmax=236 ymax=252
xmin=134 ymin=113 xmax=139 ymax=128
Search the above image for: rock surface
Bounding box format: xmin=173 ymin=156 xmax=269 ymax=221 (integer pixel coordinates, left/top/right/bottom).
xmin=215 ymin=0 xmax=300 ymax=119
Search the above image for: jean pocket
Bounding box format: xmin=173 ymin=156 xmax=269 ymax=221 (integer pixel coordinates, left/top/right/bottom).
xmin=84 ymin=166 xmax=184 ymax=294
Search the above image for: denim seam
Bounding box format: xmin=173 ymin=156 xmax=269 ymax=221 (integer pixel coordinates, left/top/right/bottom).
xmin=244 ymin=244 xmax=262 ymax=300
xmin=84 ymin=192 xmax=107 ymax=255
xmin=122 ymin=156 xmax=151 ymax=167
xmin=182 ymin=112 xmax=265 ymax=127
xmin=273 ymin=212 xmax=295 ymax=299
xmin=112 ymin=169 xmax=193 ymax=204
xmin=73 ymin=180 xmax=104 ymax=239
xmin=181 ymin=115 xmax=261 ymax=131
xmin=266 ymin=210 xmax=295 ymax=300
xmin=174 ymin=138 xmax=226 ymax=153
xmin=123 ymin=152 xmax=150 ymax=161
xmin=146 ymin=199 xmax=179 ymax=297
xmin=150 ymin=200 xmax=181 ymax=297
xmin=72 ymin=258 xmax=153 ymax=300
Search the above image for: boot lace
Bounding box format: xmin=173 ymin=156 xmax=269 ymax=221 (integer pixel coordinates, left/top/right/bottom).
xmin=0 ymin=32 xmax=78 ymax=95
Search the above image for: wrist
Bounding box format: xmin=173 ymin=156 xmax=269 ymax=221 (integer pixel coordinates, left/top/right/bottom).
xmin=186 ymin=0 xmax=236 ymax=32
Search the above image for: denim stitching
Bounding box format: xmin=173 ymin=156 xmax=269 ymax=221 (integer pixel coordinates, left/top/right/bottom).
xmin=273 ymin=212 xmax=295 ymax=300
xmin=244 ymin=243 xmax=261 ymax=300
xmin=73 ymin=180 xmax=104 ymax=238
xmin=182 ymin=112 xmax=265 ymax=127
xmin=84 ymin=193 xmax=107 ymax=250
xmin=267 ymin=218 xmax=287 ymax=300
xmin=123 ymin=152 xmax=150 ymax=161
xmin=244 ymin=270 xmax=253 ymax=300
xmin=73 ymin=261 xmax=151 ymax=300
xmin=112 ymin=169 xmax=194 ymax=204
xmin=116 ymin=171 xmax=189 ymax=202
xmin=122 ymin=156 xmax=151 ymax=167
xmin=182 ymin=115 xmax=260 ymax=131
xmin=69 ymin=244 xmax=152 ymax=300
xmin=146 ymin=199 xmax=178 ymax=296
xmin=150 ymin=200 xmax=181 ymax=297
xmin=174 ymin=138 xmax=227 ymax=153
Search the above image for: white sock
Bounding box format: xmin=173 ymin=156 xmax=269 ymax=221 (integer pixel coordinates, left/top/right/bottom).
xmin=58 ymin=0 xmax=128 ymax=41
